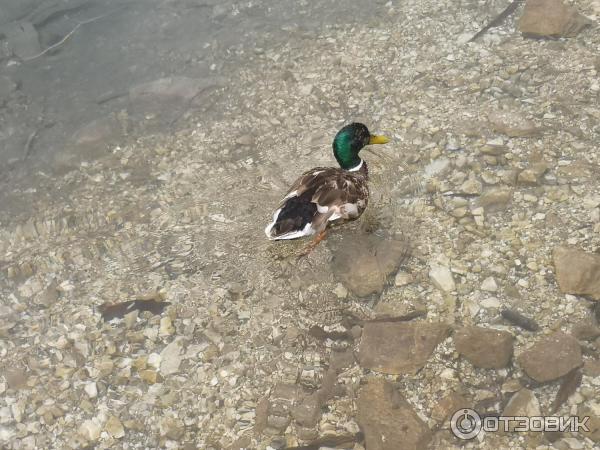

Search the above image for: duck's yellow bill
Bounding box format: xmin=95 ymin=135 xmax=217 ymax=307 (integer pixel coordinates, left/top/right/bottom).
xmin=369 ymin=135 xmax=390 ymax=145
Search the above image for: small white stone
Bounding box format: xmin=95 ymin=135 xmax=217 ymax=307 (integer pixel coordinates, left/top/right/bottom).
xmin=84 ymin=382 xmax=98 ymax=398
xmin=487 ymin=137 xmax=504 ymax=146
xmin=333 ymin=283 xmax=348 ymax=298
xmin=480 ymin=297 xmax=501 ymax=308
xmin=299 ymin=84 xmax=313 ymax=96
xmin=394 ymin=271 xmax=413 ymax=286
xmin=440 ymin=368 xmax=456 ymax=380
xmin=159 ymin=316 xmax=174 ymax=336
xmin=148 ymin=353 xmax=162 ymax=369
xmin=79 ymin=418 xmax=102 ymax=442
xmin=160 ymin=340 xmax=183 ymax=376
xmin=429 ymin=265 xmax=456 ymax=292
xmin=481 ymin=276 xmax=498 ymax=292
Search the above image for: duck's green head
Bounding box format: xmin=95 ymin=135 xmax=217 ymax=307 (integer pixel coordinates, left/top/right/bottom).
xmin=332 ymin=122 xmax=390 ymax=170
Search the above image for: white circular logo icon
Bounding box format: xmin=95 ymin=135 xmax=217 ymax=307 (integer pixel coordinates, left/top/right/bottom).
xmin=450 ymin=408 xmax=482 ymax=440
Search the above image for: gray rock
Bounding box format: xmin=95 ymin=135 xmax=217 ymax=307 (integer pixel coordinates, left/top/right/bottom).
xmin=454 ymin=326 xmax=514 ymax=369
xmin=553 ymin=246 xmax=600 ymax=300
xmin=357 ymin=378 xmax=431 ymax=450
xmin=358 ymin=321 xmax=450 ymax=375
xmin=0 ymin=76 xmax=17 ymax=103
xmin=128 ymin=76 xmax=224 ymax=127
xmin=4 ymin=21 xmax=41 ymax=59
xmin=518 ymin=332 xmax=582 ymax=382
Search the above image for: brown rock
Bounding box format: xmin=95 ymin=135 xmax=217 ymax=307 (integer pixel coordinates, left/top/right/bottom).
xmin=331 ymin=234 xmax=410 ymax=297
xmin=572 ymin=323 xmax=600 ymax=341
xmin=553 ymin=246 xmax=600 ymax=300
xmin=5 ymin=368 xmax=28 ymax=389
xmin=253 ymin=397 xmax=269 ymax=435
xmin=579 ymin=405 xmax=600 ymax=442
xmin=475 ymin=188 xmax=512 ymax=213
xmin=358 ymin=321 xmax=450 ymax=375
xmin=159 ymin=417 xmax=185 ymax=440
xmin=291 ymin=393 xmax=320 ymax=427
xmin=431 ymin=392 xmax=469 ymax=423
xmin=503 ymin=389 xmax=541 ymax=432
xmin=518 ymin=0 xmax=592 ymax=38
xmin=454 ymin=326 xmax=514 ymax=369
xmin=517 ymin=163 xmax=548 ymax=186
xmin=35 ymin=281 xmax=59 ymax=307
xmin=329 ymin=348 xmax=355 ymax=372
xmin=518 ymin=332 xmax=582 ymax=382
xmin=582 ymin=360 xmax=600 ymax=377
xmin=488 ymin=111 xmax=543 ymax=138
xmin=357 ymin=378 xmax=431 ymax=450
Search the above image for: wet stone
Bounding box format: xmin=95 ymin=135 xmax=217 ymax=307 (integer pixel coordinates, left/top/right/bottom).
xmin=553 ymin=246 xmax=600 ymax=300
xmin=160 ymin=338 xmax=184 ymax=375
xmin=105 ymin=415 xmax=125 ymax=439
xmin=455 ymin=326 xmax=514 ymax=369
xmin=5 ymin=368 xmax=28 ymax=390
xmin=358 ymin=321 xmax=450 ymax=375
xmin=458 ymin=175 xmax=482 ymax=195
xmin=571 ymin=323 xmax=600 ymax=341
xmin=431 ymin=391 xmax=468 ymax=423
xmin=429 ymin=264 xmax=455 ymax=292
xmin=518 ymin=0 xmax=592 ymax=38
xmin=159 ymin=416 xmax=185 ymax=440
xmin=0 ymin=75 xmax=17 ymax=103
xmin=503 ymin=389 xmax=541 ymax=431
xmin=331 ymin=234 xmax=410 ymax=297
xmin=291 ymin=393 xmax=321 ymax=428
xmin=518 ymin=163 xmax=548 ymax=186
xmin=357 ymin=378 xmax=432 ymax=450
xmin=518 ymin=332 xmax=582 ymax=382
xmin=79 ymin=418 xmax=102 ymax=442
xmin=488 ymin=111 xmax=542 ymax=138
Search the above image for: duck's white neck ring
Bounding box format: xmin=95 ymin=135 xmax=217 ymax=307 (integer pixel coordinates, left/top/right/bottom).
xmin=348 ymin=159 xmax=363 ymax=172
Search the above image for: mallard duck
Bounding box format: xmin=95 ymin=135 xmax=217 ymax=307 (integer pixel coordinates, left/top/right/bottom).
xmin=265 ymin=122 xmax=390 ymax=253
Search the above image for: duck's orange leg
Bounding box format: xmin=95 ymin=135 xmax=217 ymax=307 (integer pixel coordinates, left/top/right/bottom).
xmin=297 ymin=230 xmax=328 ymax=258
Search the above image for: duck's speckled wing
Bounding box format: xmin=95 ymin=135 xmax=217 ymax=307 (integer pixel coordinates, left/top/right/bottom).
xmin=265 ymin=167 xmax=369 ymax=240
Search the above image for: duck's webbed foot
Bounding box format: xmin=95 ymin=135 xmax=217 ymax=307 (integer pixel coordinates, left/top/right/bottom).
xmin=297 ymin=230 xmax=328 ymax=259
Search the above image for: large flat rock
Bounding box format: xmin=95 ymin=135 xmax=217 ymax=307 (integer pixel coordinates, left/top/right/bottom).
xmin=517 ymin=332 xmax=582 ymax=382
xmin=518 ymin=0 xmax=592 ymax=38
xmin=357 ymin=378 xmax=431 ymax=450
xmin=553 ymin=246 xmax=600 ymax=301
xmin=331 ymin=233 xmax=410 ymax=297
xmin=358 ymin=321 xmax=450 ymax=375
xmin=455 ymin=326 xmax=514 ymax=369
